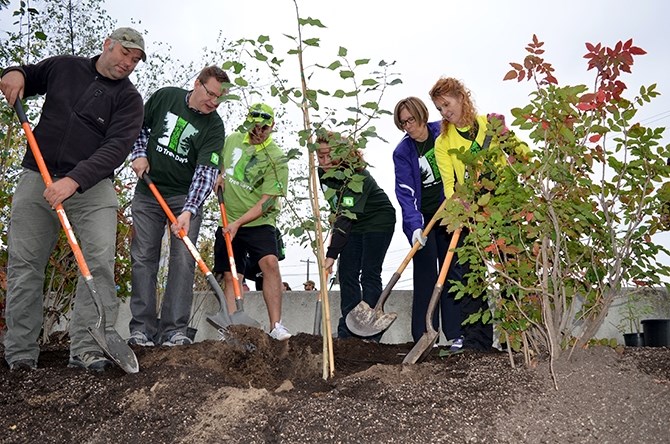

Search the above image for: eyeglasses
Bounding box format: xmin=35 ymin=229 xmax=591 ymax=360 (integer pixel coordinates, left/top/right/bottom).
xmin=249 ymin=110 xmax=273 ymax=120
xmin=200 ymin=82 xmax=224 ymax=103
xmin=399 ymin=116 xmax=416 ymax=128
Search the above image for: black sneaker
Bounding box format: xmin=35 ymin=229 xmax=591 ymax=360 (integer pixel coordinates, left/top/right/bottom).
xmin=68 ymin=351 xmax=113 ymax=372
xmin=9 ymin=359 xmax=37 ymax=371
xmin=128 ymin=331 xmax=155 ymax=347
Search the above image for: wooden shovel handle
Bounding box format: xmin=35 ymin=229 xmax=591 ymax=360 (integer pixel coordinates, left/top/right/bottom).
xmin=375 ymin=198 xmax=448 ymax=309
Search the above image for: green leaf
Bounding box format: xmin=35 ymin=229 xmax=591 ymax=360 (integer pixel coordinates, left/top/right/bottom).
xmin=477 ymin=192 xmax=491 ymax=206
xmin=339 ymin=70 xmax=354 ymax=79
xmin=348 ymin=177 xmax=364 ymax=193
xmin=298 ymin=17 xmax=326 ymax=28
xmin=338 ymin=46 xmax=348 ymax=57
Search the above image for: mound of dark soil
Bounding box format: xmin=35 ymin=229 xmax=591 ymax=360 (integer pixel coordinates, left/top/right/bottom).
xmin=1 ymin=326 xmax=669 ymax=443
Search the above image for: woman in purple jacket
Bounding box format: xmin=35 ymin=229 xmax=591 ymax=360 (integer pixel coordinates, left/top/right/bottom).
xmin=392 ymin=97 xmax=465 ymax=349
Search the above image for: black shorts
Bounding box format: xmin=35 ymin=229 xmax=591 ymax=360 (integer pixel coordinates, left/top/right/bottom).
xmin=213 ymin=225 xmax=279 ymax=275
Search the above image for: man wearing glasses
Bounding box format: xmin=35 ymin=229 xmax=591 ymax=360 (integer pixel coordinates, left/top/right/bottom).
xmin=127 ymin=65 xmax=228 ymax=347
xmin=213 ymin=103 xmax=291 ymax=340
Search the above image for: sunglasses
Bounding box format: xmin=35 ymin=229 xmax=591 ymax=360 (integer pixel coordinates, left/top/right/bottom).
xmin=249 ymin=111 xmax=272 ymax=120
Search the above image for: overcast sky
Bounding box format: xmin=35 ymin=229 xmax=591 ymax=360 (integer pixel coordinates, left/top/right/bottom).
xmin=16 ymin=0 xmax=670 ymax=289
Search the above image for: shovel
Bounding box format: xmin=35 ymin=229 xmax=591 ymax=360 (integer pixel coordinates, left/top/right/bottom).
xmin=313 ymin=293 xmax=322 ymax=335
xmin=13 ymin=100 xmax=139 ymax=374
xmin=215 ymin=188 xmax=260 ymax=326
xmin=345 ymin=199 xmax=448 ymax=337
xmin=142 ymin=174 xmax=257 ymax=329
xmin=403 ymin=227 xmax=462 ymax=364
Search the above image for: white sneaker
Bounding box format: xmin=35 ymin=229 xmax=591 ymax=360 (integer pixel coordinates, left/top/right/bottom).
xmin=269 ymin=322 xmax=291 ymax=341
xmin=449 ymin=336 xmax=464 ymax=352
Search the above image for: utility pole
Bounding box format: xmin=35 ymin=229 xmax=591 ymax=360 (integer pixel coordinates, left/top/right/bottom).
xmin=300 ymin=258 xmax=314 ymax=281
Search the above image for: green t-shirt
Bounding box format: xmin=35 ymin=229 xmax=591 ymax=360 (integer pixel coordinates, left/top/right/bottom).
xmin=416 ymin=133 xmax=443 ymax=219
xmin=319 ymin=168 xmax=396 ymax=233
xmin=135 ymin=87 xmax=225 ymax=197
xmin=222 ymin=131 xmax=289 ymax=227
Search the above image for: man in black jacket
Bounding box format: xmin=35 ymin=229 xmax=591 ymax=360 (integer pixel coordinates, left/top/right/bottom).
xmin=0 ymin=27 xmax=146 ymax=372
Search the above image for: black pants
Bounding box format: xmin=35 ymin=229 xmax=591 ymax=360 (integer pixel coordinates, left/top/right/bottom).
xmin=337 ymin=231 xmax=393 ymax=341
xmin=459 ymin=227 xmax=493 ymax=351
xmin=411 ymin=227 xmax=466 ymax=342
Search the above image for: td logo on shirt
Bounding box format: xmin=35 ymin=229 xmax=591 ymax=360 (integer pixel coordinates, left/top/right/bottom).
xmin=342 ymin=196 xmax=354 ymax=207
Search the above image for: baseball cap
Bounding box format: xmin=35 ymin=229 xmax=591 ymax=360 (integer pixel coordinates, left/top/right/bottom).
xmin=109 ymin=27 xmax=146 ymax=62
xmin=246 ymin=103 xmax=274 ymax=125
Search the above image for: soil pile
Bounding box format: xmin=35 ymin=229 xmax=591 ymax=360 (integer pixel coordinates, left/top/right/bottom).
xmin=1 ymin=326 xmax=669 ymax=443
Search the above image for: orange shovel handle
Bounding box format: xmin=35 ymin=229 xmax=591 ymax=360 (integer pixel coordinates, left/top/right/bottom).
xmin=216 ymin=188 xmax=242 ymax=298
xmin=142 ymin=174 xmax=210 ymax=276
xmin=14 ymin=100 xmax=92 ymax=279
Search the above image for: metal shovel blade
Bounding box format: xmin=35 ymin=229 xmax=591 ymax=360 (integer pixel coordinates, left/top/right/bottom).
xmin=402 ymin=329 xmax=439 ymax=364
xmin=206 ymin=312 xmax=232 ymax=330
xmin=402 ymin=228 xmax=461 ymax=365
xmin=230 ymin=310 xmax=261 ymax=328
xmin=89 ymin=326 xmax=139 ymax=374
xmin=205 ymin=273 xmax=260 ymax=329
xmin=204 ymin=274 xmax=235 ymax=330
xmin=85 ymin=279 xmax=139 ymax=373
xmin=346 ymin=301 xmax=398 ymax=337
xmin=313 ymin=298 xmax=322 ymax=336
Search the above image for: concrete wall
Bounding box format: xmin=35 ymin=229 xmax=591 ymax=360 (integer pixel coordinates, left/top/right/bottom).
xmin=114 ymin=290 xmax=426 ymax=345
xmin=113 ymin=288 xmax=670 ymax=345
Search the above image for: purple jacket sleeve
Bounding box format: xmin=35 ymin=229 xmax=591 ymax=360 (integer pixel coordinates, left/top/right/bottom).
xmin=393 ymin=138 xmax=424 ymax=244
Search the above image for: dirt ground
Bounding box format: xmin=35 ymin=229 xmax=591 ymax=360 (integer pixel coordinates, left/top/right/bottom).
xmin=1 ymin=326 xmax=669 ymax=444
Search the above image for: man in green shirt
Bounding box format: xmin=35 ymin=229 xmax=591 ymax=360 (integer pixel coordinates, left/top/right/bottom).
xmin=128 ymin=66 xmax=228 ymax=347
xmin=214 ymin=103 xmax=291 ymax=340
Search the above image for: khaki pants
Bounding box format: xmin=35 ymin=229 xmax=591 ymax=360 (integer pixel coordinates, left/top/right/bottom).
xmin=4 ymin=169 xmax=119 ymax=365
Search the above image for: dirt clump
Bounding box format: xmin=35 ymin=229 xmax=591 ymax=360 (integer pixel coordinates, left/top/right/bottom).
xmin=1 ymin=326 xmax=669 ymax=443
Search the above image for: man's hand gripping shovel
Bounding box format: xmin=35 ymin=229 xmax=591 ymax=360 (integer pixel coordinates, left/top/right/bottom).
xmin=142 ymin=174 xmax=258 ymax=330
xmin=13 ymin=100 xmax=139 ymax=373
xmin=345 ymin=199 xmax=448 ymax=337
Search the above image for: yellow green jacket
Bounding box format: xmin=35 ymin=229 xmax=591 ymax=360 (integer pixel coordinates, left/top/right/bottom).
xmin=435 ymin=114 xmax=528 ymax=198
